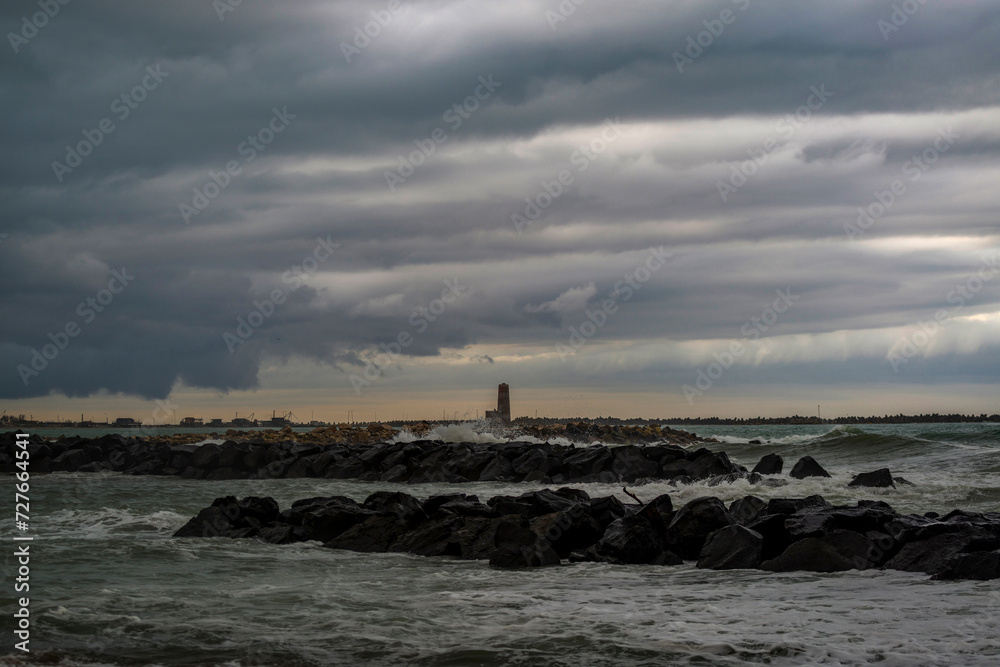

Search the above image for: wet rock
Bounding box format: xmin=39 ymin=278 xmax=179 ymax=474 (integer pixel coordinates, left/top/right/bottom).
xmin=665 ymin=496 xmax=734 ymax=560
xmin=789 ymin=456 xmax=831 ymax=479
xmin=763 ymin=495 xmax=830 ymax=516
xmin=489 ymin=519 xmax=560 ymax=568
xmin=363 ymin=491 xmax=427 ymax=527
xmin=932 ymin=551 xmax=1000 ymax=581
xmin=751 ymin=453 xmax=783 ymax=475
xmin=596 ymin=515 xmax=666 ymax=564
xmin=611 ymin=446 xmax=660 ymax=482
xmin=325 ymin=514 xmax=410 ymax=552
xmin=51 ymin=448 xmax=90 ymax=472
xmin=300 ymin=499 xmax=373 ymax=543
xmin=760 ymin=537 xmax=855 ymax=573
xmin=785 ymin=505 xmax=897 ymax=541
xmin=532 ymin=507 xmax=603 ymax=558
xmin=452 ymin=517 xmax=507 ymax=560
xmin=190 ymin=442 xmax=222 ymax=469
xmin=818 ymin=530 xmax=873 ymax=569
xmin=848 ymin=468 xmax=895 ymax=489
xmin=587 ymin=496 xmax=628 ymax=531
xmin=390 ymin=516 xmax=465 ymax=557
xmin=884 ymin=526 xmax=1000 ymax=575
xmin=257 ymin=524 xmax=308 ymax=545
xmin=636 ymin=494 xmax=675 ymax=529
xmin=173 ymin=496 xmax=277 ymax=539
xmin=729 ymin=496 xmax=767 ymax=525
xmin=747 ymin=514 xmax=792 ymax=561
xmin=697 ymin=525 xmax=763 ymax=570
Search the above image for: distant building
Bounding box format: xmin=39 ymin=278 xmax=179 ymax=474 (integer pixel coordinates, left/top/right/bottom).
xmin=114 ymin=417 xmax=137 ymax=426
xmin=209 ymin=418 xmax=224 ymax=426
xmin=180 ymin=417 xmax=203 ymax=426
xmin=232 ymin=417 xmax=256 ymax=427
xmin=485 ymin=383 xmax=511 ymax=423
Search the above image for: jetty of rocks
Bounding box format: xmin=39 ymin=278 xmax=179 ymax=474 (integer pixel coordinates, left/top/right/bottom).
xmin=173 ymin=489 xmax=1000 ymax=581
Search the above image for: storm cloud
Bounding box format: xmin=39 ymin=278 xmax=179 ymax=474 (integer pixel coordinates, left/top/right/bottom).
xmin=2 ymin=0 xmax=999 ymax=418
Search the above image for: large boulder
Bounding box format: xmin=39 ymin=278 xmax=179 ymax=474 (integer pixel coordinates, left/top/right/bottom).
xmin=587 ymin=496 xmax=628 ymax=531
xmin=729 ymin=496 xmax=766 ymax=525
xmin=190 ymin=442 xmax=222 ymax=469
xmin=596 ymin=515 xmax=667 ymax=564
xmin=325 ymin=514 xmax=410 ymax=552
xmin=173 ymin=496 xmax=278 ymax=539
xmin=789 ymin=456 xmax=831 ymax=479
xmin=489 ymin=519 xmax=560 ymax=568
xmin=531 ymin=508 xmax=603 ymax=558
xmin=362 ymin=491 xmax=428 ymax=528
xmin=932 ymin=551 xmax=1000 ymax=581
xmin=300 ymin=499 xmax=373 ymax=543
xmin=759 ymin=538 xmax=855 ymax=573
xmin=611 ymin=446 xmax=660 ymax=482
xmin=751 ymin=453 xmax=783 ymax=475
xmin=665 ymin=497 xmax=734 ymax=560
xmin=848 ymin=468 xmax=895 ymax=489
xmin=884 ymin=526 xmax=1000 ymax=575
xmin=785 ymin=505 xmax=897 ymax=541
xmin=697 ymin=525 xmax=763 ymax=570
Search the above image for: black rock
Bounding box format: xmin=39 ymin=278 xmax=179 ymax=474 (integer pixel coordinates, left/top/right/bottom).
xmin=763 ymin=495 xmax=830 ymax=516
xmin=596 ymin=515 xmax=666 ymax=564
xmin=697 ymin=525 xmax=763 ymax=570
xmin=532 ymin=507 xmax=603 ymax=558
xmin=789 ymin=456 xmax=832 ymax=479
xmin=747 ymin=513 xmax=792 ymax=561
xmin=257 ymin=524 xmax=308 ymax=545
xmin=390 ymin=516 xmax=465 ymax=557
xmin=587 ymin=495 xmax=628 ymax=531
xmin=848 ymin=468 xmax=895 ymax=489
xmin=363 ymin=491 xmax=428 ymax=527
xmin=452 ymin=517 xmax=508 ymax=560
xmin=729 ymin=496 xmax=766 ymax=525
xmin=760 ymin=537 xmax=855 ymax=572
xmin=818 ymin=530 xmax=873 ymax=570
xmin=325 ymin=514 xmax=410 ymax=552
xmin=884 ymin=526 xmax=1000 ymax=575
xmin=665 ymin=496 xmax=734 ymax=560
xmin=190 ymin=442 xmax=222 ymax=469
xmin=751 ymin=453 xmax=783 ymax=475
xmin=301 ymin=499 xmax=373 ymax=542
xmin=611 ymin=446 xmax=660 ymax=482
xmin=785 ymin=505 xmax=897 ymax=541
xmin=489 ymin=519 xmax=560 ymax=568
xmin=932 ymin=551 xmax=1000 ymax=581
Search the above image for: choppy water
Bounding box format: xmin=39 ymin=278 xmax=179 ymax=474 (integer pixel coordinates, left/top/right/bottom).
xmin=2 ymin=423 xmax=999 ymax=666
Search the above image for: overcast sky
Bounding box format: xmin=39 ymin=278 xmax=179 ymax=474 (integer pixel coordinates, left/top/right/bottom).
xmin=2 ymin=0 xmax=999 ymax=422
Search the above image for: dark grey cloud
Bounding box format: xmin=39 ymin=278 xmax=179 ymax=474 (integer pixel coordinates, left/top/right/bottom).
xmin=2 ymin=0 xmax=999 ymax=412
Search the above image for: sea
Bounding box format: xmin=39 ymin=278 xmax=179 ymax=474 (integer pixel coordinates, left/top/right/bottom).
xmin=2 ymin=422 xmax=999 ymax=666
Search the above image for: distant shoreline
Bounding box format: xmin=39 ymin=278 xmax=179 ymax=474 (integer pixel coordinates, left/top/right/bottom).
xmin=2 ymin=413 xmax=998 ymax=431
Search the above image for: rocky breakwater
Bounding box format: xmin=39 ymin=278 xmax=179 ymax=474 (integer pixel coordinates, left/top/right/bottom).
xmin=519 ymin=422 xmax=702 ymax=445
xmin=0 ymin=431 xmax=746 ymax=484
xmin=173 ymin=489 xmax=1000 ymax=581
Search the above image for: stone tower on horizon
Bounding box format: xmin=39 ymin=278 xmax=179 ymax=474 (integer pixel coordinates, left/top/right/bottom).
xmin=485 ymin=383 xmax=511 ymax=423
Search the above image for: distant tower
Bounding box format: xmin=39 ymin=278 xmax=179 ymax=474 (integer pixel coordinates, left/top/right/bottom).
xmin=485 ymin=382 xmax=511 ymax=423
xmin=497 ymin=383 xmax=510 ymax=422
